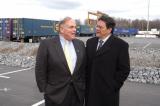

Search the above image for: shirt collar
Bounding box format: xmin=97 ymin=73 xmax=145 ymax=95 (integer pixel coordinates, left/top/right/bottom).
xmin=99 ymin=34 xmax=111 ymax=43
xmin=59 ymin=35 xmax=71 ymax=43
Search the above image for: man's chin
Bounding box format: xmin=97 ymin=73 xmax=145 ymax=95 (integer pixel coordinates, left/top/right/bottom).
xmin=69 ymin=36 xmax=76 ymax=40
xmin=96 ymin=34 xmax=101 ymax=37
xmin=71 ymin=36 xmax=76 ymax=40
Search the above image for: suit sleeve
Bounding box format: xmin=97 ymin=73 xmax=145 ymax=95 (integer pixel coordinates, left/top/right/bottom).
xmin=114 ymin=43 xmax=130 ymax=90
xmin=35 ymin=40 xmax=48 ymax=92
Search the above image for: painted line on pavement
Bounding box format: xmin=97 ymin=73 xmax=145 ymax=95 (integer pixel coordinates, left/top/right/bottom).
xmin=0 ymin=88 xmax=11 ymax=92
xmin=0 ymin=67 xmax=33 ymax=76
xmin=129 ymin=41 xmax=134 ymax=44
xmin=0 ymin=75 xmax=10 ymax=78
xmin=143 ymin=42 xmax=151 ymax=49
xmin=32 ymin=100 xmax=45 ymax=106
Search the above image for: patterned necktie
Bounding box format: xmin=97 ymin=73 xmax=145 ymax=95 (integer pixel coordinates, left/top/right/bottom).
xmin=64 ymin=41 xmax=73 ymax=74
xmin=97 ymin=40 xmax=104 ymax=50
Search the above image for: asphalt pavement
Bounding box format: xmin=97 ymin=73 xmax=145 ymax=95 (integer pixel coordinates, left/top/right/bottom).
xmin=0 ymin=64 xmax=160 ymax=106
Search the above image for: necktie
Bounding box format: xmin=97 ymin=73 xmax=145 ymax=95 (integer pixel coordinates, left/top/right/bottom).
xmin=64 ymin=41 xmax=73 ymax=74
xmin=97 ymin=40 xmax=104 ymax=50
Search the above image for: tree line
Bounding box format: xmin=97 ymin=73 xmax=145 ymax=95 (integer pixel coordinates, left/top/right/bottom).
xmin=81 ymin=18 xmax=160 ymax=31
xmin=115 ymin=18 xmax=160 ymax=31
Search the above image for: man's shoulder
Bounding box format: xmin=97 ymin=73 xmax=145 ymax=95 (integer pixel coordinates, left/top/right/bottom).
xmin=74 ymin=38 xmax=85 ymax=45
xmin=87 ymin=37 xmax=97 ymax=43
xmin=40 ymin=37 xmax=58 ymax=44
xmin=112 ymin=35 xmax=129 ymax=47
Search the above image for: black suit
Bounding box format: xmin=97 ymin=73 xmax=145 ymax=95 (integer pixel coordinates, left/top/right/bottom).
xmin=86 ymin=35 xmax=130 ymax=106
xmin=35 ymin=36 xmax=86 ymax=106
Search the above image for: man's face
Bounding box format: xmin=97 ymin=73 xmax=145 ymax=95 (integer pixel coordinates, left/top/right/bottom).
xmin=60 ymin=19 xmax=76 ymax=40
xmin=96 ymin=20 xmax=112 ymax=39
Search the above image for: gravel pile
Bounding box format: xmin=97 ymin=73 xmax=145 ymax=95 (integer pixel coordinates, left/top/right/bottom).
xmin=128 ymin=66 xmax=160 ymax=84
xmin=130 ymin=48 xmax=160 ymax=68
xmin=128 ymin=48 xmax=160 ymax=84
xmin=0 ymin=40 xmax=160 ymax=84
xmin=0 ymin=41 xmax=39 ymax=68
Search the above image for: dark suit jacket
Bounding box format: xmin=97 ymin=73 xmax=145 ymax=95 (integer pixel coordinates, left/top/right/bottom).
xmin=35 ymin=36 xmax=86 ymax=104
xmin=86 ymin=35 xmax=130 ymax=106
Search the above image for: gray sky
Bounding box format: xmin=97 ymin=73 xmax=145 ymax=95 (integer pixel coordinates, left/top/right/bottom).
xmin=0 ymin=0 xmax=159 ymax=22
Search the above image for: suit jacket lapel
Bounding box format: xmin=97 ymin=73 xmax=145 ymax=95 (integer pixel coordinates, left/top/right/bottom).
xmin=92 ymin=37 xmax=99 ymax=57
xmin=53 ymin=36 xmax=70 ymax=73
xmin=96 ymin=35 xmax=114 ymax=56
xmin=72 ymin=39 xmax=82 ymax=74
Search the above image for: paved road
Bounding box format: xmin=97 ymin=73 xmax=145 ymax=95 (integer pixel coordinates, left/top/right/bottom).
xmin=120 ymin=81 xmax=160 ymax=106
xmin=78 ymin=37 xmax=160 ymax=49
xmin=0 ymin=64 xmax=160 ymax=106
xmin=0 ymin=64 xmax=43 ymax=106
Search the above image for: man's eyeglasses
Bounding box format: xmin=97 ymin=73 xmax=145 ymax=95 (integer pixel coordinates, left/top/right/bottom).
xmin=96 ymin=25 xmax=106 ymax=29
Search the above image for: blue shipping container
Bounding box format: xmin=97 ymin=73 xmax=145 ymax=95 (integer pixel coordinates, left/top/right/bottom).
xmin=22 ymin=18 xmax=58 ymax=37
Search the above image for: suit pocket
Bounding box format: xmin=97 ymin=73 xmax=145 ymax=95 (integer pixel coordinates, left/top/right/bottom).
xmin=45 ymin=81 xmax=69 ymax=94
xmin=45 ymin=84 xmax=55 ymax=94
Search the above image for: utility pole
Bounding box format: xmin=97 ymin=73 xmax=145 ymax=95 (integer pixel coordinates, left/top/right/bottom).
xmin=147 ymin=0 xmax=150 ymax=33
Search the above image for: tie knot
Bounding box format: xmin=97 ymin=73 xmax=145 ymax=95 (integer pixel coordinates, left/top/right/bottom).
xmin=99 ymin=40 xmax=103 ymax=44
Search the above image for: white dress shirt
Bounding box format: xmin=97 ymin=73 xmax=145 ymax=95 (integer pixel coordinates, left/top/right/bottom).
xmin=60 ymin=35 xmax=77 ymax=74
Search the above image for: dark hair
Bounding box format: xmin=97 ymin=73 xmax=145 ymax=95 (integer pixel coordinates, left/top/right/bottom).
xmin=98 ymin=15 xmax=116 ymax=34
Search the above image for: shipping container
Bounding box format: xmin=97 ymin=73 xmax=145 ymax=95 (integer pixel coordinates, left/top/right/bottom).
xmin=11 ymin=18 xmax=58 ymax=42
xmin=77 ymin=25 xmax=96 ymax=36
xmin=22 ymin=18 xmax=58 ymax=37
xmin=0 ymin=19 xmax=2 ymax=40
xmin=0 ymin=18 xmax=13 ymax=40
xmin=114 ymin=28 xmax=138 ymax=37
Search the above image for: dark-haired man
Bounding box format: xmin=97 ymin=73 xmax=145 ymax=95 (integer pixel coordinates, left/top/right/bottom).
xmin=85 ymin=15 xmax=130 ymax=106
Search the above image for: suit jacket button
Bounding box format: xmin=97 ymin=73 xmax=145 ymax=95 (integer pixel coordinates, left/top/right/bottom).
xmin=70 ymin=79 xmax=73 ymax=82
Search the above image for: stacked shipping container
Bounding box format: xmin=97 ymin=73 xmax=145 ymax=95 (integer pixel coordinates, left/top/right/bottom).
xmin=76 ymin=25 xmax=96 ymax=36
xmin=0 ymin=18 xmax=13 ymax=40
xmin=0 ymin=18 xmax=139 ymax=42
xmin=0 ymin=18 xmax=59 ymax=42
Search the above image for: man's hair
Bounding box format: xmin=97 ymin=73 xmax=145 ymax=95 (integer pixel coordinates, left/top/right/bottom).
xmin=57 ymin=17 xmax=72 ymax=33
xmin=98 ymin=15 xmax=116 ymax=34
xmin=59 ymin=17 xmax=72 ymax=27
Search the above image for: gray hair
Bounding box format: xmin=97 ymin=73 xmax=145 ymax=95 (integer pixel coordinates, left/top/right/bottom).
xmin=59 ymin=17 xmax=72 ymax=28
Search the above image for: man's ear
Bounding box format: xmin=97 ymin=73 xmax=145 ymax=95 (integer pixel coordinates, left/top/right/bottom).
xmin=108 ymin=28 xmax=112 ymax=33
xmin=60 ymin=27 xmax=64 ymax=33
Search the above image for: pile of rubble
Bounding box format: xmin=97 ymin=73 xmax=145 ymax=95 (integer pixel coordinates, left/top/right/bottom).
xmin=130 ymin=48 xmax=160 ymax=68
xmin=128 ymin=66 xmax=160 ymax=84
xmin=0 ymin=41 xmax=38 ymax=67
xmin=0 ymin=41 xmax=160 ymax=84
xmin=128 ymin=48 xmax=160 ymax=84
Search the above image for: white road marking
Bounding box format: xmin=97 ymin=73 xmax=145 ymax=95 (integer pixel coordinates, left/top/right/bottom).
xmin=0 ymin=75 xmax=10 ymax=78
xmin=32 ymin=100 xmax=45 ymax=106
xmin=129 ymin=41 xmax=134 ymax=44
xmin=0 ymin=67 xmax=33 ymax=76
xmin=143 ymin=42 xmax=151 ymax=49
xmin=0 ymin=88 xmax=11 ymax=92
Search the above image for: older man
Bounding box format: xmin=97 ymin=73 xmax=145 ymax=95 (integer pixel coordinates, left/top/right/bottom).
xmin=35 ymin=17 xmax=86 ymax=106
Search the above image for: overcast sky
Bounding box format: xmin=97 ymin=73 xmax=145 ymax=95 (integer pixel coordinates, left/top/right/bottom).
xmin=0 ymin=0 xmax=159 ymax=22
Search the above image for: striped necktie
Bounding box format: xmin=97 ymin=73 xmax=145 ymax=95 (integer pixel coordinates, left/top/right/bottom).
xmin=97 ymin=40 xmax=104 ymax=50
